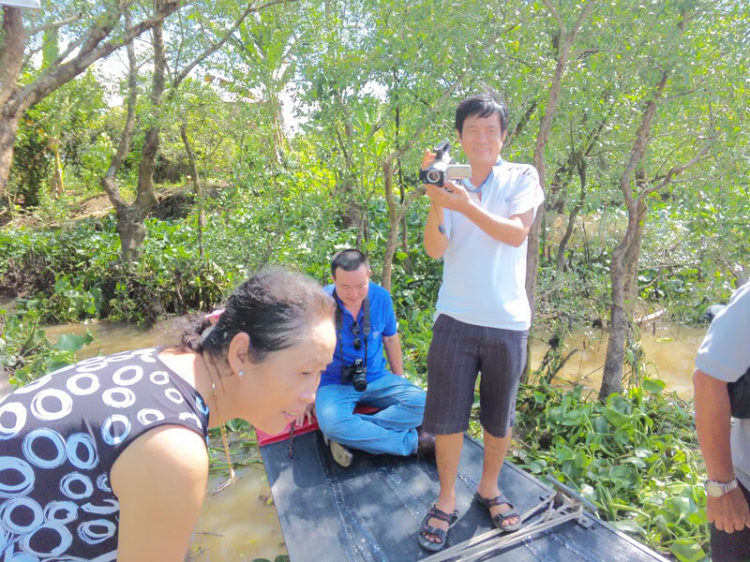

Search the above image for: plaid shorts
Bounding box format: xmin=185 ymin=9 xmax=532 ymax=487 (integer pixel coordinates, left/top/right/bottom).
xmin=422 ymin=314 xmax=527 ymax=437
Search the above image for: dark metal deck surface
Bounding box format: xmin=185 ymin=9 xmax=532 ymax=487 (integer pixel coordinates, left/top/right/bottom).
xmin=260 ymin=431 xmax=670 ymax=562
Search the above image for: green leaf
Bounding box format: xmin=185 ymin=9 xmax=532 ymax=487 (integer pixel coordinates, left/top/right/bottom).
xmin=642 ymin=378 xmax=665 ymax=395
xmin=670 ymin=539 xmax=705 ymax=562
xmin=623 ymin=456 xmax=646 ymax=469
xmin=54 ymin=277 xmax=70 ymax=294
xmin=528 ymin=459 xmax=547 ymax=474
xmin=625 ymin=348 xmax=635 ymax=364
xmin=669 ymin=495 xmax=693 ymax=520
xmin=603 ymin=407 xmax=630 ymax=428
xmin=592 ymin=416 xmax=610 ymax=433
xmin=52 ymin=333 xmax=87 ymax=353
xmin=611 ymin=520 xmax=646 ymax=535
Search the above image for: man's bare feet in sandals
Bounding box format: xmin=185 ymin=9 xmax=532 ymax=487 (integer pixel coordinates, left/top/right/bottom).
xmin=475 ymin=485 xmax=521 ymax=532
xmin=418 ymin=499 xmax=458 ymax=552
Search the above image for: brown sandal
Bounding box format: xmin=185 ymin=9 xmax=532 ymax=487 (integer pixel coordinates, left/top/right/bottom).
xmin=474 ymin=492 xmax=522 ymax=532
xmin=417 ymin=505 xmax=458 ymax=552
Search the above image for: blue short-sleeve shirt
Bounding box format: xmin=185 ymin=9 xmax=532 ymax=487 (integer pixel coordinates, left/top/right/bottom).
xmin=320 ymin=282 xmax=397 ymax=387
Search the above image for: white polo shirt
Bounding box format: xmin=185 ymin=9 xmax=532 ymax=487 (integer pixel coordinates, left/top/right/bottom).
xmin=695 ymin=282 xmax=750 ymax=491
xmin=437 ymin=158 xmax=544 ymax=331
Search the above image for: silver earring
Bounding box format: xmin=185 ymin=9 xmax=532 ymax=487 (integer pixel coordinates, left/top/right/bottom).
xmin=238 ymin=370 xmax=245 ymax=377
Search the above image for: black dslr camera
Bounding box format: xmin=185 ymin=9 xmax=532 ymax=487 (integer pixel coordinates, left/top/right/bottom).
xmin=418 ymin=141 xmax=471 ymax=188
xmin=343 ymin=358 xmax=367 ymax=392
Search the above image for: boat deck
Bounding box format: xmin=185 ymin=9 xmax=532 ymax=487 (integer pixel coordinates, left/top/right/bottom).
xmin=260 ymin=431 xmax=670 ymax=562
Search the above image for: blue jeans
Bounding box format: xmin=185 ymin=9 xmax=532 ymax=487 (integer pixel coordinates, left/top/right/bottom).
xmin=315 ymin=372 xmax=426 ymax=456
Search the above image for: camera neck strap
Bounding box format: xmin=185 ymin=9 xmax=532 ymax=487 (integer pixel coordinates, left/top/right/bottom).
xmin=332 ymin=290 xmax=370 ymax=376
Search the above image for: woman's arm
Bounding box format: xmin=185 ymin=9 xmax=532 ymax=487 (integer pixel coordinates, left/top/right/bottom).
xmin=111 ymin=425 xmax=209 ymax=562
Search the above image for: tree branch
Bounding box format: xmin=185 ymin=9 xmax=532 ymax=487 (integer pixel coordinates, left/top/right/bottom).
xmin=542 ymin=0 xmax=565 ymax=29
xmin=174 ymin=0 xmax=298 ymax=89
xmin=619 ymin=69 xmax=669 ymax=206
xmin=101 ymin=7 xmax=138 ymax=214
xmin=640 ymin=144 xmax=711 ymax=200
xmin=664 ymin=87 xmax=706 ymax=102
xmin=384 ymin=71 xmax=467 ymax=166
xmin=27 ymin=13 xmax=83 ymax=36
xmin=572 ymin=1 xmax=596 ymax=34
xmin=13 ymin=0 xmax=181 ymax=115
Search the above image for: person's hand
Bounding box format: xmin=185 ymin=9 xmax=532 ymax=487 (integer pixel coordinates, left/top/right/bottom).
xmin=295 ymin=403 xmax=315 ymax=427
xmin=424 ymin=180 xmax=472 ymax=213
xmin=420 ymin=149 xmax=439 ymax=205
xmin=420 ymin=148 xmax=436 ymax=174
xmin=707 ymin=487 xmax=750 ymax=533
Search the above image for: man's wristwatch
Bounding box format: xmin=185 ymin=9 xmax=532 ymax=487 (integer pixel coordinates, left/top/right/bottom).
xmin=704 ymin=477 xmax=739 ymax=498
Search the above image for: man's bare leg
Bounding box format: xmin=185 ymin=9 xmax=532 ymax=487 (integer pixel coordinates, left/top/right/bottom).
xmin=422 ymin=432 xmax=463 ymax=544
xmin=476 ymin=429 xmax=519 ymax=528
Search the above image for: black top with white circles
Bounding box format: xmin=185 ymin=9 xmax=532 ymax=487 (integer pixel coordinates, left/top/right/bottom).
xmin=0 ymin=348 xmax=210 ymax=560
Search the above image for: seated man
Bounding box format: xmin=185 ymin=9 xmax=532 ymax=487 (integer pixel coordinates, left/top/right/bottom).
xmin=310 ymin=249 xmax=433 ymax=466
xmin=694 ymin=281 xmax=750 ymax=562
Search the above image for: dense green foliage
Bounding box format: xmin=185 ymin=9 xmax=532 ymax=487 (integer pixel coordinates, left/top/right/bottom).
xmin=2 ymin=1 xmax=749 ymax=560
xmin=0 ymin=305 xmax=93 ymax=387
xmin=514 ymin=379 xmax=707 ymax=561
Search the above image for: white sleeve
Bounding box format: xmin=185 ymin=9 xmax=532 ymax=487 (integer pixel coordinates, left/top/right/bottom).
xmin=443 ymin=209 xmax=453 ymax=239
xmin=695 ymin=282 xmax=750 ymax=382
xmin=509 ymin=166 xmax=545 ymax=219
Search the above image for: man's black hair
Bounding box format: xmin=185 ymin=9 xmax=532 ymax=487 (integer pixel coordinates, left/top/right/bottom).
xmin=331 ymin=249 xmax=369 ymax=277
xmin=455 ymin=91 xmax=509 ymax=135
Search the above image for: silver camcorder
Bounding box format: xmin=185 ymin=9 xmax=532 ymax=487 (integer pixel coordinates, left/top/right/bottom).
xmin=418 ymin=141 xmax=471 ymax=188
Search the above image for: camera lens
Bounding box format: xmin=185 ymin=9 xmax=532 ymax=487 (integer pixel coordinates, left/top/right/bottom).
xmin=426 ymin=170 xmax=441 ymax=184
xmin=353 ymin=376 xmax=367 ymax=392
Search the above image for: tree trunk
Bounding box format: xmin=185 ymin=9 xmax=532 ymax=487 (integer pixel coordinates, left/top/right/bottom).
xmin=381 ymin=161 xmax=398 ymax=291
xmin=136 ymin=136 xmax=161 ymax=213
xmin=337 ymin=117 xmax=359 ymax=229
xmin=0 ymin=1 xmax=182 ymax=199
xmin=398 ymin=164 xmax=413 ymax=276
xmin=49 ymin=138 xmax=64 ymax=198
xmin=526 ymin=1 xmax=595 ymax=320
xmin=394 ymin=103 xmax=412 ymax=275
xmin=0 ymin=114 xmax=20 ymax=203
xmin=0 ymin=7 xmax=25 ymax=200
xmin=0 ymin=7 xmax=25 ymax=109
xmin=123 ymin=22 xmax=166 ymax=261
xmin=600 ymin=201 xmax=640 ymax=399
xmin=623 ymin=197 xmax=647 ymax=311
xmin=555 ymin=205 xmax=579 ymax=273
xmin=117 ymin=206 xmax=148 ymax=262
xmin=379 ymin=74 xmax=466 ymax=289
xmin=100 ymin=8 xmax=140 ymax=264
xmin=180 ymin=123 xmax=205 ymax=260
xmin=555 ymin=157 xmax=587 ymax=272
xmin=600 ymin=70 xmax=669 ymax=400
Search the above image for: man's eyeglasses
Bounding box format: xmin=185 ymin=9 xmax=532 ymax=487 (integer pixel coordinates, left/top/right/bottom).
xmin=352 ymin=322 xmax=361 ymax=350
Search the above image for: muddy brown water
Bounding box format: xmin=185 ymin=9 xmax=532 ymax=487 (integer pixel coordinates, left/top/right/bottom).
xmin=8 ymin=319 xmax=707 ymax=560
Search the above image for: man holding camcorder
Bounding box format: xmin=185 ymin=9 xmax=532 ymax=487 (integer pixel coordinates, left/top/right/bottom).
xmin=300 ymin=249 xmax=434 ymax=467
xmin=418 ymin=91 xmax=544 ymax=552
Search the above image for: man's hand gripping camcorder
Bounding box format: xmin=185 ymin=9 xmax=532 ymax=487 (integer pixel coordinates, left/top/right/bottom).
xmin=419 ymin=141 xmax=471 ymax=188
